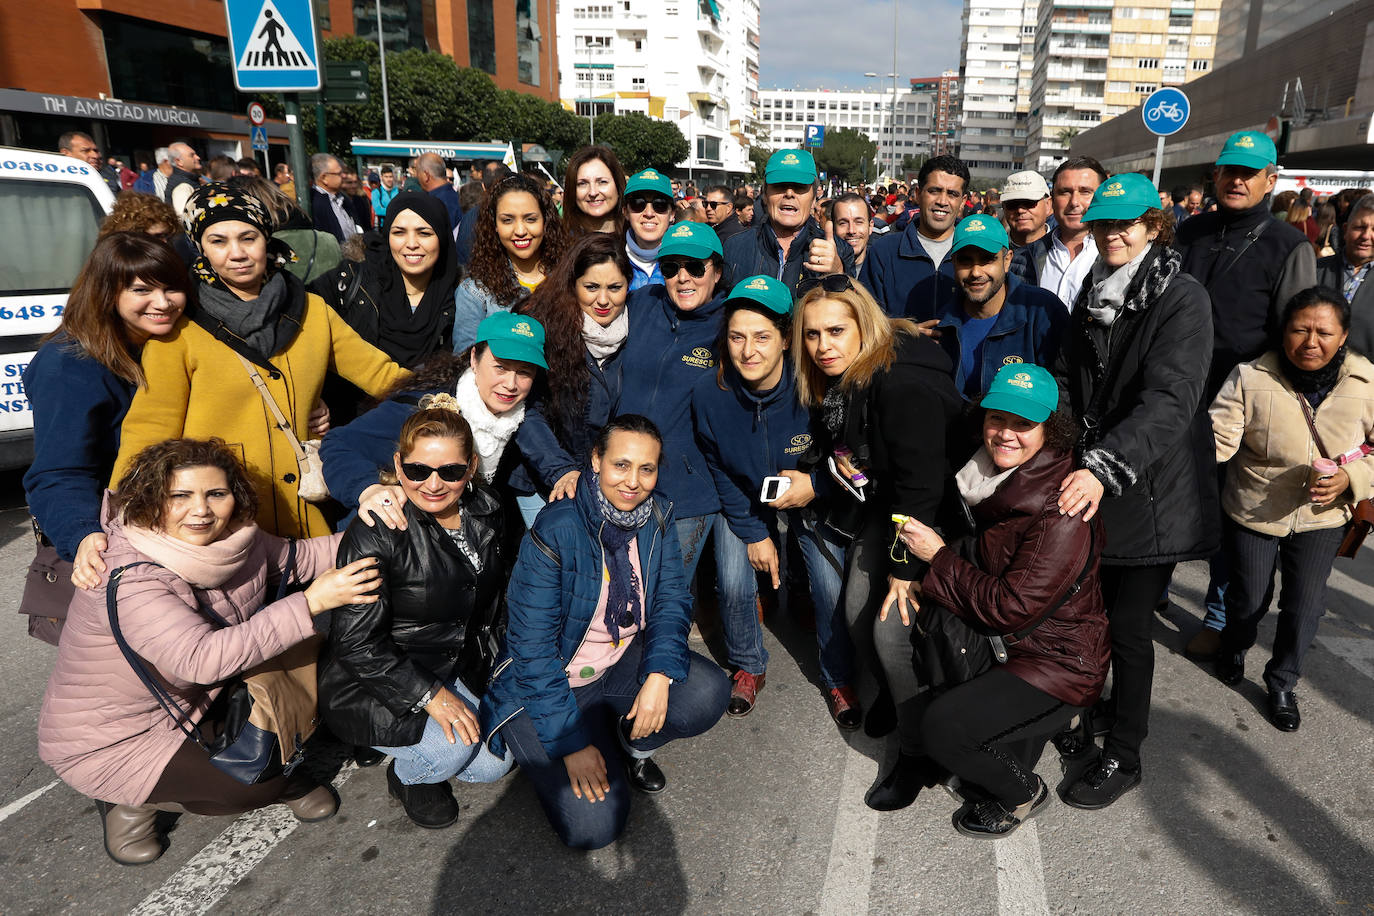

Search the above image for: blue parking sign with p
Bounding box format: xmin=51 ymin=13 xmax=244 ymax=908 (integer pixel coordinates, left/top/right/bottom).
xmin=225 ymin=0 xmax=321 ymax=92
xmin=806 ymin=124 xmax=825 ymax=148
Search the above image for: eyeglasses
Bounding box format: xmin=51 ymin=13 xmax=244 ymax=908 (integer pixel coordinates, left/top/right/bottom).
xmin=702 ymin=200 xmax=729 ymax=210
xmin=626 ymin=195 xmax=672 ymax=215
xmin=796 ymin=274 xmax=856 ymax=296
xmin=1094 ymin=218 xmax=1143 ymax=237
xmin=401 ymin=461 xmax=470 ymax=483
xmin=660 ymin=257 xmax=710 ymax=278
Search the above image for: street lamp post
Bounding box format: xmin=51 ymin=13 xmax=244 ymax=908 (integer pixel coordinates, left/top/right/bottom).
xmin=375 ymin=0 xmax=392 ymax=140
xmin=890 ymin=3 xmax=899 ymax=181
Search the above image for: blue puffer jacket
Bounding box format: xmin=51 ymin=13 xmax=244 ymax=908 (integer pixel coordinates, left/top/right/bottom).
xmin=919 ymin=273 xmax=1070 ymax=399
xmin=859 ymin=220 xmax=956 ymax=318
xmin=616 ymin=284 xmax=726 ymax=519
xmin=481 ymin=475 xmax=692 ymax=758
xmin=691 ymin=362 xmax=816 ymax=544
xmin=514 ymin=346 xmax=624 ymax=493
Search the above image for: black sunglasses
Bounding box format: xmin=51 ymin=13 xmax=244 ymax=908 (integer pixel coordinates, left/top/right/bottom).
xmin=701 ymin=200 xmax=729 ymax=209
xmin=660 ymin=257 xmax=709 ymax=278
xmin=401 ymin=461 xmax=469 ymax=483
xmin=796 ymin=274 xmax=856 ymax=296
xmin=626 ymin=195 xmax=672 ymax=215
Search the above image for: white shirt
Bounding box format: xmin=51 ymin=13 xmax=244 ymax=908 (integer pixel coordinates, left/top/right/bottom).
xmin=1040 ymin=232 xmax=1098 ymax=309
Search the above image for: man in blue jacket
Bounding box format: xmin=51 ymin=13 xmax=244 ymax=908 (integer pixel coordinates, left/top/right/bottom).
xmin=913 ymin=215 xmax=1068 ymax=401
xmin=859 ymin=154 xmax=969 ymax=317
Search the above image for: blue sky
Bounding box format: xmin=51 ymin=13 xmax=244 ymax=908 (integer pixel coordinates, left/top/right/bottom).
xmin=758 ymin=0 xmax=965 ymax=91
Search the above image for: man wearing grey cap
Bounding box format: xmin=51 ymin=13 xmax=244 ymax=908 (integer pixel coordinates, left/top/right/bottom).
xmin=1000 ymin=171 xmax=1053 ymax=250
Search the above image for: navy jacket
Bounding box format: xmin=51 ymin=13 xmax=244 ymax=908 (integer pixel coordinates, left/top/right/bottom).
xmin=722 ymin=219 xmax=856 ymax=297
xmin=481 ymin=476 xmax=690 ymax=758
xmin=692 ymin=363 xmax=816 ymax=544
xmin=859 ymin=220 xmax=956 ymax=317
xmin=918 ymin=274 xmax=1070 ymax=399
xmin=22 ymin=337 xmax=135 ymax=560
xmin=455 ymin=204 xmax=478 ymax=266
xmin=514 ymin=346 xmax=624 ymax=494
xmin=616 ymin=285 xmax=726 ymax=519
xmin=1009 ymin=233 xmax=1055 ymax=288
xmin=428 ymin=183 xmax=463 ymax=240
xmin=320 ymin=390 xmax=442 ymax=510
xmin=311 ymin=186 xmax=348 ymax=242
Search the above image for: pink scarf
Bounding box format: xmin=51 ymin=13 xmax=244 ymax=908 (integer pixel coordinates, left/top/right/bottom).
xmin=122 ymin=521 xmax=260 ymax=589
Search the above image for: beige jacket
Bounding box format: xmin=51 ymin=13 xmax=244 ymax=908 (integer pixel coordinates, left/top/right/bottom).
xmin=1211 ymin=351 xmax=1374 ymax=536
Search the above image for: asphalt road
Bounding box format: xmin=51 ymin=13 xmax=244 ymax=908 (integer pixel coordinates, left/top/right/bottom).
xmin=2 ymin=467 xmax=1373 ymax=915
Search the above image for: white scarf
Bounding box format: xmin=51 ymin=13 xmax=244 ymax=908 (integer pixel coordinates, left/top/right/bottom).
xmin=955 ymin=448 xmax=1017 ymax=508
xmin=454 ymin=370 xmax=524 ymax=483
xmin=1085 ymin=246 xmax=1150 ymax=327
xmin=582 ymin=311 xmax=629 ymax=364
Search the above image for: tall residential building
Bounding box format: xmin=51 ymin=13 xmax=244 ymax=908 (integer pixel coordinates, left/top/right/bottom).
xmin=1025 ymin=0 xmax=1221 ymax=172
xmin=556 ymin=0 xmax=760 ymax=179
xmin=959 ymin=0 xmax=1028 ymax=181
xmin=913 ymin=72 xmax=962 ymax=158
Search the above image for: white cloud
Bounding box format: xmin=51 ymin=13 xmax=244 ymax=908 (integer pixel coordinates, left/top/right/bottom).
xmin=758 ymin=0 xmax=965 ymax=91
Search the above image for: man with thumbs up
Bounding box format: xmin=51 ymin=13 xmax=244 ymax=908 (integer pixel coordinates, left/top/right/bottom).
xmin=722 ymin=149 xmax=856 ymax=299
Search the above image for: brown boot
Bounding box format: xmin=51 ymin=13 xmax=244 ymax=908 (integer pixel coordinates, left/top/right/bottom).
xmin=282 ymin=784 xmax=339 ymax=823
xmin=96 ymin=801 xmax=164 ymax=866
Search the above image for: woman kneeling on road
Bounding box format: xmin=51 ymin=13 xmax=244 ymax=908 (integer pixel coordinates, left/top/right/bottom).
xmin=319 ymin=399 xmax=513 ymax=829
xmin=38 ymin=438 xmax=379 ymax=865
xmin=898 ymin=365 xmax=1109 ymax=838
xmin=481 ymin=415 xmax=730 ymax=849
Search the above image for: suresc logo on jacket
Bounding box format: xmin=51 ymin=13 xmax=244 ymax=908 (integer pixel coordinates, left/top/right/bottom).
xmin=682 ymin=346 xmax=714 ymax=369
xmin=785 ymin=433 xmax=812 ymax=456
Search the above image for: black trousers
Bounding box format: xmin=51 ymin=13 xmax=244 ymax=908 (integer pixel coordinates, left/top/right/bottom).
xmin=922 ymin=668 xmax=1079 ymax=806
xmin=1220 ymin=519 xmax=1344 ymax=693
xmin=1100 ymin=562 xmax=1176 ymax=770
xmin=146 ymin=740 xmax=315 ymax=816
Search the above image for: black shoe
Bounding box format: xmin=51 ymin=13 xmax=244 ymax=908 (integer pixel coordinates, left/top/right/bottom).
xmin=954 ymin=778 xmax=1050 ymax=840
xmin=1214 ymin=652 xmax=1246 ymax=687
xmin=1050 ymin=717 xmax=1097 ymax=761
xmin=864 ymin=752 xmax=943 ymax=812
xmin=1268 ymin=690 xmax=1301 ymax=732
xmin=863 ymin=688 xmax=897 ymax=738
xmin=1061 ymin=754 xmax=1141 ymax=810
xmin=386 ymin=761 xmax=459 ymax=829
xmin=353 ymin=746 xmax=385 ymax=768
xmin=626 ymin=756 xmax=666 ymax=793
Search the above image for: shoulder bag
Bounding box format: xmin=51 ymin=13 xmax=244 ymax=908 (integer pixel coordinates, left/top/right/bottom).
xmin=105 ymin=540 xmax=319 ymax=785
xmin=1294 ymin=394 xmax=1374 ymax=558
xmin=18 ymin=517 xmax=75 ymax=645
xmin=234 ymin=353 xmax=330 ymax=502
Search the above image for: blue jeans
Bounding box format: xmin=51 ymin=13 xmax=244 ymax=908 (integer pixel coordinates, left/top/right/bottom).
xmin=674 ymin=513 xmax=716 ymax=581
xmin=373 ymin=676 xmax=513 ymax=785
xmin=498 ymin=637 xmax=729 ymax=849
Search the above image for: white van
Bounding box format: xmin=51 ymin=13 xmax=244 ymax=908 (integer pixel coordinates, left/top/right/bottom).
xmin=0 ymin=148 xmax=116 ymax=468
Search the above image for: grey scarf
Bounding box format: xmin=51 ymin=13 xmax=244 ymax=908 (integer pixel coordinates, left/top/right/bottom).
xmin=197 ymin=271 xmax=295 ymax=358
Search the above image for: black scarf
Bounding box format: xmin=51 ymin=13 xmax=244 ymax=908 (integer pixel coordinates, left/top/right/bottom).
xmin=366 ymin=191 xmax=461 ymax=367
xmin=1279 ymin=344 xmax=1346 ymax=406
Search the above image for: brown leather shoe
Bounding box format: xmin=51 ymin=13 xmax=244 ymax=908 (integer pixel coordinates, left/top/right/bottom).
xmin=282 ymin=784 xmax=340 ymax=823
xmin=826 ymin=686 xmax=863 ymax=731
xmin=96 ymin=801 xmax=164 ymax=866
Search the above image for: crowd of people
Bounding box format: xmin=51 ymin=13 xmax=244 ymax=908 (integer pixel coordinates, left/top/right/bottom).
xmin=26 ymin=127 xmax=1374 ymax=863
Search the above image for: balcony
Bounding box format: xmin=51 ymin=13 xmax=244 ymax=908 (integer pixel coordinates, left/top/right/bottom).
xmin=1048 ymin=41 xmax=1109 ymax=57
xmin=1052 ymin=20 xmax=1110 ymax=34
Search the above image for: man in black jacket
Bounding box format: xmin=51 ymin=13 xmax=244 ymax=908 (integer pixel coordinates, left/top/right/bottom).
xmin=1316 ymin=193 xmax=1374 ymax=355
xmin=1175 ymin=130 xmax=1317 ymax=656
xmin=703 ymin=185 xmax=745 ymax=242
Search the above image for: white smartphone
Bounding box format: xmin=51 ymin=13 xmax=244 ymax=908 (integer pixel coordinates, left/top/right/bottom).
xmin=760 ymin=476 xmax=792 ymax=503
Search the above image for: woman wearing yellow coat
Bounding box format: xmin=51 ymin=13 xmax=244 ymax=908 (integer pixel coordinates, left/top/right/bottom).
xmin=113 ymin=184 xmax=408 ymax=537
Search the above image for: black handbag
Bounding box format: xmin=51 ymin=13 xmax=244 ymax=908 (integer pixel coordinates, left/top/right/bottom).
xmin=106 ymin=540 xmax=316 ymax=785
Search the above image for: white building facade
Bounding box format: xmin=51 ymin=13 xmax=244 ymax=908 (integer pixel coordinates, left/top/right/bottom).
xmin=556 ymin=0 xmax=760 ymax=179
xmin=958 ymin=0 xmax=1031 ymax=181
xmin=758 ymin=86 xmax=939 ymax=181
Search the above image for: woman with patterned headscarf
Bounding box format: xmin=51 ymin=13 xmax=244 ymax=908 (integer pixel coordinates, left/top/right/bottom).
xmin=112 ymin=182 xmax=410 ymax=538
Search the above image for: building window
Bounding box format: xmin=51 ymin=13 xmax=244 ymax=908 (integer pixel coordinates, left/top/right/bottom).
xmin=1108 ymin=81 xmax=1130 ymax=93
xmin=357 ymin=0 xmax=428 ymax=52
xmin=1190 ymin=59 xmax=1209 ymax=71
xmin=696 ymin=136 xmax=721 ymax=161
xmin=1194 ymin=35 xmax=1212 ymax=47
xmin=102 ymin=14 xmax=238 ymax=112
xmin=516 ymin=0 xmax=541 ymax=86
xmin=1136 ymin=58 xmax=1158 ymax=69
xmin=1133 ymin=83 xmax=1156 ymax=94
xmin=468 ymin=0 xmax=497 ymax=74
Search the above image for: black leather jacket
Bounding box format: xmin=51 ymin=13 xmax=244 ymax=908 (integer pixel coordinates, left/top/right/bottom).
xmin=317 ymin=484 xmax=505 ymax=747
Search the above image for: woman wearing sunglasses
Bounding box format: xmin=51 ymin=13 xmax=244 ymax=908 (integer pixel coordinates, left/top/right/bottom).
xmin=319 ymin=399 xmax=512 ymax=829
xmin=619 ymin=222 xmax=730 ymax=578
xmin=622 ymin=168 xmax=675 ymax=291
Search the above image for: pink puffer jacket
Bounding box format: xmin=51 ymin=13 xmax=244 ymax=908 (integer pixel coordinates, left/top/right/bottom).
xmin=37 ymin=509 xmax=340 ymax=806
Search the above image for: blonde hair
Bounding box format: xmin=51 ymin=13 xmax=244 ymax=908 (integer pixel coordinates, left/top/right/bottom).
xmin=791 ymin=280 xmax=921 ymax=407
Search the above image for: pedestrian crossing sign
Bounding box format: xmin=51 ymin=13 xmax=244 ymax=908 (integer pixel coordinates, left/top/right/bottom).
xmin=225 ymin=0 xmax=321 ymax=92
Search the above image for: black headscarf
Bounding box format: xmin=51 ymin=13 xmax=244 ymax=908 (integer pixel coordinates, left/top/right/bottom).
xmin=365 ymin=191 xmax=461 ymax=367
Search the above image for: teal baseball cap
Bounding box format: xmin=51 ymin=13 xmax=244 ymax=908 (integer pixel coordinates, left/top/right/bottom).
xmin=476 ymin=311 xmax=547 ymax=370
xmin=625 ymin=168 xmax=673 ymax=198
xmin=658 ymin=220 xmax=724 ymax=259
xmin=950 ymin=214 xmax=1011 ymax=255
xmin=980 ymin=363 xmax=1058 ymax=423
xmin=724 ymin=275 xmax=792 ymax=316
xmin=764 ymin=149 xmax=818 ymax=185
xmin=1082 ymin=173 xmax=1160 ymax=223
xmin=1216 ymin=130 xmax=1277 ymax=170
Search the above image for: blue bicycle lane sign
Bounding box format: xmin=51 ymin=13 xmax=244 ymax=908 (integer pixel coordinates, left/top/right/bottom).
xmin=1142 ymin=87 xmax=1190 ymax=137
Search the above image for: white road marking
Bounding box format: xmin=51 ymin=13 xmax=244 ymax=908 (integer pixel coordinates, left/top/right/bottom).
xmin=0 ymin=778 xmax=59 ymax=825
xmin=130 ymin=766 xmax=355 ymax=916
xmin=1318 ymin=635 xmax=1374 ymax=682
xmin=818 ymin=735 xmax=881 ymax=916
xmin=995 ymin=822 xmax=1051 ymax=916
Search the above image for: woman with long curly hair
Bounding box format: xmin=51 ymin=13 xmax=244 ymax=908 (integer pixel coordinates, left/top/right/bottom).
xmin=511 ymin=233 xmax=633 ymax=526
xmin=451 ymin=174 xmax=567 ymax=352
xmin=99 ymin=192 xmax=181 ymax=243
xmin=562 ymin=146 xmax=627 ymax=238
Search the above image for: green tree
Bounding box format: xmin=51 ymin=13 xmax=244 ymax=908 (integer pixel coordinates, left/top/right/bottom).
xmin=748 ymin=145 xmax=773 ymax=183
xmin=813 ymin=128 xmax=878 ymax=183
xmin=589 ymin=111 xmax=690 ymax=174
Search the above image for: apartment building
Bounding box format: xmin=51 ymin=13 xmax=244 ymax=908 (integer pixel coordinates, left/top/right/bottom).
xmin=959 ymin=0 xmax=1030 ymax=180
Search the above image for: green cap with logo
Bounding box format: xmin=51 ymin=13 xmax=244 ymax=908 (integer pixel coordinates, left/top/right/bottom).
xmin=979 ymin=363 xmax=1058 ymax=423
xmin=765 ymin=149 xmax=818 ymax=185
xmin=625 ymin=168 xmax=673 ymax=199
xmin=1082 ymin=172 xmax=1160 ymax=223
xmin=724 ymin=275 xmax=792 ymax=316
xmin=476 ymin=311 xmax=547 ymax=370
xmin=950 ymin=214 xmax=1011 ymax=255
xmin=1215 ymin=130 xmax=1277 ymax=170
xmin=658 ymin=220 xmax=724 ymax=259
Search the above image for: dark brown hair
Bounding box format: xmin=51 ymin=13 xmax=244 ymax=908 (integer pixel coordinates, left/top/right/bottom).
xmin=467 ymin=174 xmax=568 ymax=309
xmin=53 ymin=232 xmax=193 ymax=386
xmin=1139 ymin=206 xmax=1176 ymax=248
xmin=112 ymin=438 xmax=259 ymax=530
xmin=99 ymin=191 xmax=180 ymax=239
xmin=562 ymin=146 xmax=628 ymax=238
